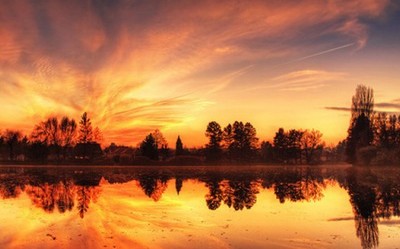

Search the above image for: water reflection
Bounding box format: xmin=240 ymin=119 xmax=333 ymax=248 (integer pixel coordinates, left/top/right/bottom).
xmin=0 ymin=166 xmax=399 ymax=248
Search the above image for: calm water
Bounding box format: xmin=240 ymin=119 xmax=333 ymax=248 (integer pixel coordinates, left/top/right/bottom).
xmin=0 ymin=165 xmax=399 ymax=249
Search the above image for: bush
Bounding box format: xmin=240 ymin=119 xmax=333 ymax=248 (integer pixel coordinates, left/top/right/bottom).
xmin=356 ymin=146 xmax=377 ymax=166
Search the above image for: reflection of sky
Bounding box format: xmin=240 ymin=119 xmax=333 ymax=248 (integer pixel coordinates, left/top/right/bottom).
xmin=0 ymin=179 xmax=361 ymax=249
xmin=1 ymin=175 xmax=400 ymax=248
xmin=1 ymin=0 xmax=400 ymax=146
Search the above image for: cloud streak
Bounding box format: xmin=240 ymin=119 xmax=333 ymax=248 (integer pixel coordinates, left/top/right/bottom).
xmin=0 ymin=0 xmax=392 ymax=145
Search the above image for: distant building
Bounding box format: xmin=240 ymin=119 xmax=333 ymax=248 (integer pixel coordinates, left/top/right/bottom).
xmin=74 ymin=142 xmax=103 ymax=160
xmin=104 ymin=143 xmax=135 ymax=164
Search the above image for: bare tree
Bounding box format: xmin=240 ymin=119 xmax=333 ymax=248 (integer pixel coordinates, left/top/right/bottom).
xmin=301 ymin=129 xmax=324 ymax=164
xmin=351 ymin=85 xmax=374 ymax=121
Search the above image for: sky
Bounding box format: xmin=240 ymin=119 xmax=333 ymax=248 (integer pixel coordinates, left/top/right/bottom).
xmin=1 ymin=0 xmax=400 ymax=147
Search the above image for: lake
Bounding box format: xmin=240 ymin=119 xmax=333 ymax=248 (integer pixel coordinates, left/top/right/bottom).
xmin=0 ymin=165 xmax=399 ymax=249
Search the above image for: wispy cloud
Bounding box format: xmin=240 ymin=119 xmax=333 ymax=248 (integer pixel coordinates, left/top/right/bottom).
xmin=251 ymin=70 xmax=347 ymax=92
xmin=0 ymin=0 xmax=392 ymax=144
xmin=375 ymin=99 xmax=400 ymax=109
xmin=325 ymin=107 xmax=351 ymax=112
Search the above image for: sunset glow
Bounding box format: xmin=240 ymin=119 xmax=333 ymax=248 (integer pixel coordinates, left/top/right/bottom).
xmin=1 ymin=0 xmax=400 ymax=146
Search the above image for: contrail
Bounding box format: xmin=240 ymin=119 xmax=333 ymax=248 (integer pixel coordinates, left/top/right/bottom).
xmin=275 ymin=42 xmax=355 ymax=67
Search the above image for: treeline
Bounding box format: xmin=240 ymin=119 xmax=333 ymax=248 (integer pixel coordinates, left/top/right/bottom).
xmin=16 ymin=86 xmax=400 ymax=166
xmin=345 ymin=85 xmax=400 ymax=166
xmin=203 ymin=121 xmax=327 ymax=164
xmin=0 ymin=112 xmax=103 ymax=163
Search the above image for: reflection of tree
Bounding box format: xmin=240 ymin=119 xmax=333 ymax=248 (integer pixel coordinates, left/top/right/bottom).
xmin=346 ymin=170 xmax=379 ymax=249
xmin=26 ymin=181 xmax=76 ymax=213
xmin=273 ymin=168 xmax=325 ymax=203
xmin=55 ymin=181 xmax=75 ymax=213
xmin=76 ymin=186 xmax=101 ymax=219
xmin=222 ymin=180 xmax=260 ymax=211
xmin=24 ymin=180 xmax=100 ymax=218
xmin=0 ymin=179 xmax=24 ymax=199
xmin=205 ymin=179 xmax=223 ymax=210
xmin=175 ymin=177 xmax=183 ymax=195
xmin=376 ymin=181 xmax=400 ymax=218
xmin=26 ymin=183 xmax=56 ymax=212
xmin=138 ymin=174 xmax=168 ymax=202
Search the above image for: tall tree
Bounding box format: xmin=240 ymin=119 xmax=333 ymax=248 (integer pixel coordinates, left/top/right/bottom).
xmin=227 ymin=121 xmax=259 ymax=163
xmin=32 ymin=116 xmax=78 ymax=160
xmin=92 ymin=127 xmax=103 ymax=143
xmin=60 ymin=117 xmax=77 ymax=159
xmin=175 ymin=136 xmax=184 ymax=156
xmin=351 ymin=85 xmax=374 ymax=121
xmin=223 ymin=123 xmax=234 ymax=149
xmin=346 ymin=85 xmax=375 ymax=164
xmin=301 ymin=129 xmax=324 ymax=164
xmin=4 ymin=130 xmax=21 ymax=160
xmin=273 ymin=128 xmax=288 ymax=163
xmin=205 ymin=121 xmax=224 ymax=162
xmin=260 ymin=141 xmax=274 ymax=163
xmin=60 ymin=117 xmax=77 ymax=147
xmin=286 ymin=129 xmax=303 ymax=164
xmin=79 ymin=112 xmax=93 ymax=143
xmin=152 ymin=129 xmax=167 ymax=149
xmin=140 ymin=134 xmax=158 ymax=160
xmin=347 ymin=114 xmax=374 ymax=164
xmin=32 ymin=117 xmax=60 ymax=146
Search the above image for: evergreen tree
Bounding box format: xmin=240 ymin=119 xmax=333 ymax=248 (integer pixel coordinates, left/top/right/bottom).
xmin=273 ymin=128 xmax=288 ymax=163
xmin=175 ymin=135 xmax=184 ymax=156
xmin=79 ymin=112 xmax=93 ymax=143
xmin=205 ymin=121 xmax=223 ymax=162
xmin=227 ymin=121 xmax=259 ymax=163
xmin=140 ymin=134 xmax=158 ymax=160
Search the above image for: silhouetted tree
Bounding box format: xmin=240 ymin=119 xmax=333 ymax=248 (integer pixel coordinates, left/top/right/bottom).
xmin=140 ymin=134 xmax=159 ymax=160
xmin=159 ymin=144 xmax=170 ymax=161
xmin=286 ymin=129 xmax=303 ymax=164
xmin=260 ymin=141 xmax=274 ymax=163
xmin=152 ymin=129 xmax=167 ymax=149
xmin=225 ymin=121 xmax=258 ymax=163
xmin=205 ymin=121 xmax=224 ymax=162
xmin=60 ymin=117 xmax=77 ymax=159
xmin=175 ymin=136 xmax=184 ymax=156
xmin=4 ymin=130 xmax=22 ymax=160
xmin=32 ymin=116 xmax=78 ymax=160
xmin=346 ymin=85 xmax=375 ymax=164
xmin=325 ymin=140 xmax=346 ymax=163
xmin=351 ymin=85 xmax=374 ymax=121
xmin=223 ymin=124 xmax=233 ymax=145
xmin=273 ymin=128 xmax=288 ymax=163
xmin=301 ymin=129 xmax=324 ymax=164
xmin=92 ymin=126 xmax=103 ymax=143
xmin=27 ymin=141 xmax=49 ymax=163
xmin=347 ymin=114 xmax=374 ymax=164
xmin=78 ymin=112 xmax=93 ymax=143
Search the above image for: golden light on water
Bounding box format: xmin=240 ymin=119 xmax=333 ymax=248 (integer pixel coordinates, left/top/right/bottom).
xmin=1 ymin=169 xmax=399 ymax=249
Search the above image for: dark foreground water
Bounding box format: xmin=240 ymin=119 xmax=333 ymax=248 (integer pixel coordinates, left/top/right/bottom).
xmin=0 ymin=165 xmax=399 ymax=249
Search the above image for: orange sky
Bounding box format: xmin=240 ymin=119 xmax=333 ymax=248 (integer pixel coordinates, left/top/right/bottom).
xmin=1 ymin=0 xmax=400 ymax=147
